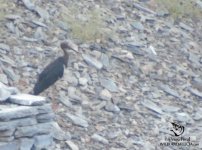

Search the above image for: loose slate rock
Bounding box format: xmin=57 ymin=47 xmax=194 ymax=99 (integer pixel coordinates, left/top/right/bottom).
xmin=0 ymin=74 xmax=8 ymax=84
xmin=22 ymin=0 xmax=36 ymax=11
xmin=131 ymin=21 xmax=144 ymax=31
xmin=15 ymin=122 xmax=53 ymax=138
xmin=188 ymin=87 xmax=202 ymax=98
xmin=99 ymin=89 xmax=112 ymax=101
xmin=82 ymin=54 xmax=103 ymax=69
xmin=91 ymin=134 xmax=109 ymax=144
xmin=66 ymin=113 xmax=89 ymax=128
xmin=100 ymin=78 xmax=118 ymax=92
xmin=0 ymin=43 xmax=10 ymax=53
xmin=9 ymin=94 xmax=46 ymax=106
xmin=105 ymin=102 xmax=120 ymax=113
xmin=0 ymin=88 xmax=11 ymax=102
xmin=141 ymin=100 xmax=163 ymax=115
xmin=159 ymin=84 xmax=181 ymax=98
xmin=0 ymin=106 xmax=38 ymax=121
xmin=34 ymin=134 xmax=53 ymax=149
xmin=0 ymin=141 xmax=19 ymax=150
xmin=19 ymin=138 xmax=34 ymax=150
xmin=35 ymin=6 xmax=49 ymax=19
xmin=100 ymin=53 xmax=110 ymax=68
xmin=192 ymin=77 xmax=202 ymax=91
xmin=0 ymin=118 xmax=37 ymax=131
xmin=66 ymin=141 xmax=79 ymax=150
xmin=162 ymin=105 xmax=180 ymax=113
xmin=125 ymin=43 xmax=145 ymax=56
xmin=79 ymin=77 xmax=88 ymax=86
xmin=51 ymin=122 xmax=71 ymax=141
xmin=174 ymin=112 xmax=194 ymax=123
xmin=3 ymin=67 xmax=19 ymax=82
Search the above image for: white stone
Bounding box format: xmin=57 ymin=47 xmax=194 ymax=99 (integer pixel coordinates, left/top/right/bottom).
xmin=79 ymin=78 xmax=88 ymax=86
xmin=99 ymin=89 xmax=112 ymax=101
xmin=9 ymin=94 xmax=46 ymax=106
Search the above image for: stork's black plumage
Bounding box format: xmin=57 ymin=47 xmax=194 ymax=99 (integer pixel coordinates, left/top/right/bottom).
xmin=33 ymin=42 xmax=70 ymax=95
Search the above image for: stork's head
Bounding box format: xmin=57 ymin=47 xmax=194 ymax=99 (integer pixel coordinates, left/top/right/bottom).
xmin=60 ymin=40 xmax=78 ymax=52
xmin=60 ymin=42 xmax=69 ymax=67
xmin=60 ymin=40 xmax=78 ymax=67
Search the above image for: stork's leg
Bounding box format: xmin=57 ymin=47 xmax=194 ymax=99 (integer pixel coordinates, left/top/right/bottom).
xmin=50 ymin=85 xmax=60 ymax=112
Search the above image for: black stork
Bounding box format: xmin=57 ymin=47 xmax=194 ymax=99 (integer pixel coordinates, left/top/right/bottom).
xmin=33 ymin=41 xmax=75 ymax=95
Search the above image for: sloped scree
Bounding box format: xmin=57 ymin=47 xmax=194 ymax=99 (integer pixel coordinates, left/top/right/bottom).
xmin=0 ymin=0 xmax=202 ymax=149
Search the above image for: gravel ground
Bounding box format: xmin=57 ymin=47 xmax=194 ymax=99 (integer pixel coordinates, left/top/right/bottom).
xmin=0 ymin=0 xmax=202 ymax=149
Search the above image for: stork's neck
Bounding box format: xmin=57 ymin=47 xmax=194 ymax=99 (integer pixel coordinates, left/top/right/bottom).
xmin=62 ymin=48 xmax=69 ymax=67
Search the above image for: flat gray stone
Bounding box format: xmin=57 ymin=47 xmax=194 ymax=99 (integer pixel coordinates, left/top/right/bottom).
xmin=91 ymin=134 xmax=109 ymax=144
xmin=0 ymin=118 xmax=37 ymax=131
xmin=82 ymin=54 xmax=103 ymax=69
xmin=32 ymin=20 xmax=48 ymax=28
xmin=125 ymin=42 xmax=145 ymax=56
xmin=100 ymin=78 xmax=118 ymax=92
xmin=131 ymin=21 xmax=144 ymax=31
xmin=15 ymin=122 xmax=53 ymax=138
xmin=0 ymin=128 xmax=15 ymax=137
xmin=179 ymin=22 xmax=193 ymax=32
xmin=188 ymin=87 xmax=202 ymax=98
xmin=193 ymin=108 xmax=202 ymax=121
xmin=9 ymin=94 xmax=46 ymax=106
xmin=159 ymin=84 xmax=181 ymax=98
xmin=2 ymin=67 xmax=19 ymax=82
xmin=59 ymin=96 xmax=73 ymax=108
xmin=0 ymin=82 xmax=19 ymax=102
xmin=100 ymin=53 xmax=110 ymax=68
xmin=22 ymin=0 xmax=35 ymax=11
xmin=33 ymin=134 xmax=53 ymax=149
xmin=5 ymin=22 xmax=16 ymax=34
xmin=66 ymin=141 xmax=79 ymax=150
xmin=105 ymin=102 xmax=120 ymax=113
xmin=0 ymin=74 xmax=8 ymax=84
xmin=0 ymin=136 xmax=14 ymax=142
xmin=0 ymin=82 xmax=19 ymax=101
xmin=99 ymin=89 xmax=112 ymax=101
xmin=0 ymin=106 xmax=39 ymax=121
xmin=57 ymin=21 xmax=69 ymax=31
xmin=36 ymin=113 xmax=55 ymax=123
xmin=162 ymin=105 xmax=180 ymax=113
xmin=0 ymin=43 xmax=10 ymax=52
xmin=78 ymin=77 xmax=88 ymax=86
xmin=66 ymin=113 xmax=89 ymax=128
xmin=192 ymin=77 xmax=202 ymax=91
xmin=35 ymin=6 xmax=49 ymax=19
xmin=0 ymin=88 xmax=11 ymax=102
xmin=175 ymin=112 xmax=194 ymax=123
xmin=19 ymin=138 xmax=34 ymax=150
xmin=5 ymin=15 xmax=21 ymax=20
xmin=141 ymin=100 xmax=163 ymax=115
xmin=188 ymin=53 xmax=201 ymax=66
xmin=51 ymin=122 xmax=71 ymax=141
xmin=0 ymin=142 xmax=19 ymax=150
xmin=36 ymin=104 xmax=52 ymax=114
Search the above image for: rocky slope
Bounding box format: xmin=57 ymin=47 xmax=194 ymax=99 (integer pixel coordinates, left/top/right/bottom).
xmin=0 ymin=0 xmax=202 ymax=149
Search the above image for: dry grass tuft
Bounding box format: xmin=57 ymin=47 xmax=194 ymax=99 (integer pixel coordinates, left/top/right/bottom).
xmin=155 ymin=0 xmax=202 ymax=21
xmin=61 ymin=3 xmax=113 ymax=42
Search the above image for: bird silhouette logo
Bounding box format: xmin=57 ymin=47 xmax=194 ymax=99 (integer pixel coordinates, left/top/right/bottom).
xmin=170 ymin=122 xmax=185 ymax=136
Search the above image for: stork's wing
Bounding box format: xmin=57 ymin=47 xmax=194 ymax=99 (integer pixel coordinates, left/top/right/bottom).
xmin=38 ymin=57 xmax=64 ymax=81
xmin=34 ymin=58 xmax=64 ymax=95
